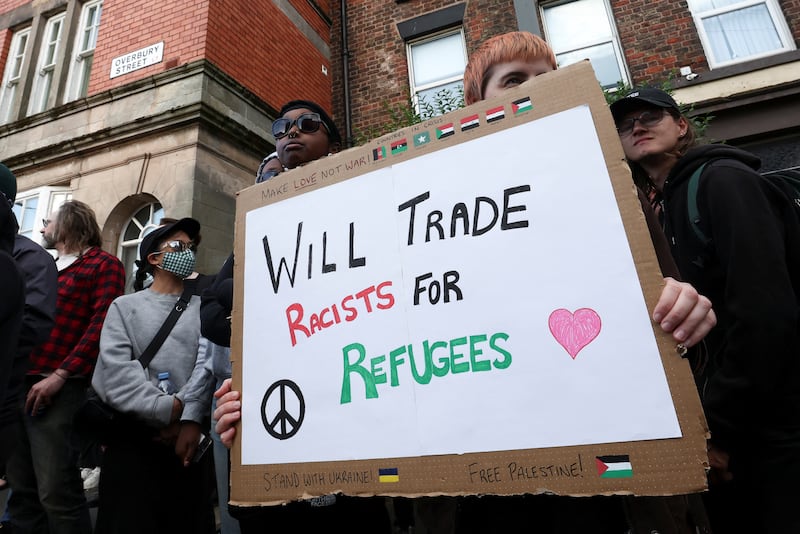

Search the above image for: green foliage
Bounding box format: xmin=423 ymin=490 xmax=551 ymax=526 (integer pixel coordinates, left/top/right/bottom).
xmin=603 ymin=77 xmax=713 ymax=142
xmin=353 ymin=86 xmax=465 ymax=146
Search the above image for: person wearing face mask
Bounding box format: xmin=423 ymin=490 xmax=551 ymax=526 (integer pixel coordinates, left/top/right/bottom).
xmin=91 ymin=217 xmax=215 ymax=534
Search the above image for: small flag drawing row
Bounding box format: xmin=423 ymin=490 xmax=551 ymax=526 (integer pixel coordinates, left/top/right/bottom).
xmin=371 ymin=96 xmax=533 ymax=161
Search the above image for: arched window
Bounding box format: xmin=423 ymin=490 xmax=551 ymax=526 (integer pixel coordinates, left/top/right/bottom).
xmin=118 ymin=202 xmax=164 ymax=292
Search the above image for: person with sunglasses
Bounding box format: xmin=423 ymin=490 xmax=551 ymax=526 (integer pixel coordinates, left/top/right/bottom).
xmin=208 ymin=101 xmax=393 ymax=532
xmin=91 ymin=217 xmax=216 ymax=534
xmin=611 ymin=88 xmax=800 ymax=534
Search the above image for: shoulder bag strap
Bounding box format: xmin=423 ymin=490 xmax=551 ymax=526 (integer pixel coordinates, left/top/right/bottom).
xmin=137 ymin=286 xmax=194 ymax=370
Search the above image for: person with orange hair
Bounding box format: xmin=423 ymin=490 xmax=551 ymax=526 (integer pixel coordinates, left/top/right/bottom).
xmin=463 ymin=31 xmax=556 ymax=106
xmin=456 ymin=31 xmax=716 ymax=534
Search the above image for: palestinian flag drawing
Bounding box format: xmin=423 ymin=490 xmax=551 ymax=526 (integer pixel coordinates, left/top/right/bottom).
xmin=391 ymin=138 xmax=408 ymax=155
xmin=372 ymin=146 xmax=386 ymax=161
xmin=436 ymin=123 xmax=454 ymax=139
xmin=595 ymin=455 xmax=633 ymax=478
xmin=512 ymin=97 xmax=533 ymax=115
xmin=378 ymin=467 xmax=399 ymax=483
xmin=460 ymin=114 xmax=480 ymax=131
xmin=485 ymin=105 xmax=505 ymax=123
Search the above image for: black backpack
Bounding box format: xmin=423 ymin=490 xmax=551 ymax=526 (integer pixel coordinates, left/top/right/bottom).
xmin=686 ymin=163 xmax=800 ymax=246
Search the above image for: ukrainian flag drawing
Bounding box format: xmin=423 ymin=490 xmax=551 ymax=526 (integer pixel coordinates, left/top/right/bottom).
xmin=379 ymin=468 xmax=399 ymax=483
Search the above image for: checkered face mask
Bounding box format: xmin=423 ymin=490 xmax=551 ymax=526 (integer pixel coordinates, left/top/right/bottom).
xmin=159 ymin=249 xmax=196 ymax=279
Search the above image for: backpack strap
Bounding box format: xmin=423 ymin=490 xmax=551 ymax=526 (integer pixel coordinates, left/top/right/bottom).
xmin=687 ymin=162 xmax=710 ymax=246
xmin=137 ymin=286 xmax=193 ymax=370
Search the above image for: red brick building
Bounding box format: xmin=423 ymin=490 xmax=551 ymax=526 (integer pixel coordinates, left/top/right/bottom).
xmin=0 ymin=0 xmax=332 ymax=283
xmin=330 ymin=0 xmax=799 ymax=173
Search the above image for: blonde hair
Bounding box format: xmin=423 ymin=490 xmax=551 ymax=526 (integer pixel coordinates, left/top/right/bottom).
xmin=463 ymin=32 xmax=557 ymax=105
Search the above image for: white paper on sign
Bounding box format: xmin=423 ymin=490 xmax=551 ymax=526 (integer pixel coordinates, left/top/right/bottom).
xmin=240 ymin=105 xmax=680 ymax=465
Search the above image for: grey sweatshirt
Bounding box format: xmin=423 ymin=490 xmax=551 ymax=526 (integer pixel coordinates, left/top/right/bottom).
xmin=93 ymin=289 xmax=213 ymax=427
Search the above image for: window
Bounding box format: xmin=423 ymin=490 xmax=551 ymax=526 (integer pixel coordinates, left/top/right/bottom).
xmin=65 ymin=0 xmax=102 ymax=102
xmin=12 ymin=186 xmax=72 ymax=240
xmin=28 ymin=14 xmax=65 ymax=115
xmin=542 ymin=0 xmax=628 ymax=90
xmin=688 ymin=0 xmax=795 ymax=67
xmin=0 ymin=28 xmax=31 ymax=124
xmin=118 ymin=203 xmax=164 ymax=292
xmin=407 ymin=29 xmax=467 ymax=118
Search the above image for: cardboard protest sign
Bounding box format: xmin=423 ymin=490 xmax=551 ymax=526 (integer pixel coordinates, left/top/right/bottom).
xmin=230 ymin=62 xmax=708 ymax=505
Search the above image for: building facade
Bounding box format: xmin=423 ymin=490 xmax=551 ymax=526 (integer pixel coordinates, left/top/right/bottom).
xmin=0 ymin=0 xmax=333 ymax=285
xmin=330 ymin=0 xmax=799 ymax=172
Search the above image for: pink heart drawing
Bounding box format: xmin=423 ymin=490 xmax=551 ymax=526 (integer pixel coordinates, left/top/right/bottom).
xmin=548 ymin=308 xmax=602 ymax=359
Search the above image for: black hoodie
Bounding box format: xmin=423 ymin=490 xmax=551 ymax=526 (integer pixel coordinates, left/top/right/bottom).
xmin=659 ymin=144 xmax=800 ymax=453
xmin=0 ymin=197 xmax=25 ymax=467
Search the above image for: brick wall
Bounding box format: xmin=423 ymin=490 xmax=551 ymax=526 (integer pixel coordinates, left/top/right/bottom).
xmin=0 ymin=0 xmax=28 ymax=13
xmin=90 ymin=0 xmax=210 ymax=94
xmin=88 ymin=0 xmax=331 ymax=115
xmin=331 ymin=0 xmax=518 ymax=143
xmin=614 ymin=0 xmax=800 ymax=86
xmin=613 ymin=0 xmax=707 ymax=84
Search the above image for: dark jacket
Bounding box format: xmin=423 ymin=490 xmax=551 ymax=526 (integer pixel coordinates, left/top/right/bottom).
xmin=200 ymin=253 xmax=234 ymax=347
xmin=0 ymin=200 xmax=24 ymax=451
xmin=13 ymin=234 xmax=57 ymax=364
xmin=659 ymin=144 xmax=800 ymax=452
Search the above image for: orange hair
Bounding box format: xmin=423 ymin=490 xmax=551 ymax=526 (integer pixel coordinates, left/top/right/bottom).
xmin=463 ymin=32 xmax=557 ymax=105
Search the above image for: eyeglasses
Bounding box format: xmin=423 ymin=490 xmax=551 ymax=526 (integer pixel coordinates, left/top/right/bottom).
xmin=42 ymin=219 xmax=52 ymax=228
xmin=152 ymin=240 xmax=196 ymax=255
xmin=272 ymin=113 xmax=328 ymax=139
xmin=616 ymin=110 xmax=666 ymax=136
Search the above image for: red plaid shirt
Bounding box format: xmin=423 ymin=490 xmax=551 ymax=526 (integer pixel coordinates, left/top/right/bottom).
xmin=28 ymin=246 xmax=125 ymax=377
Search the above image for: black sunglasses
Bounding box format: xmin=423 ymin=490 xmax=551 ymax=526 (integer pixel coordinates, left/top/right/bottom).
xmin=616 ymin=109 xmax=666 ymax=136
xmin=272 ymin=113 xmax=329 ymax=139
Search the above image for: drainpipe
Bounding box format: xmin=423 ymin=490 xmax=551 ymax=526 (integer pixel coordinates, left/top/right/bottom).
xmin=340 ymin=0 xmax=353 ymax=148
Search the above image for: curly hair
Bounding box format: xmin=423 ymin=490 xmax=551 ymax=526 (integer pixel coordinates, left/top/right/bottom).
xmin=463 ymin=31 xmax=557 ymax=105
xmin=54 ymin=200 xmax=102 ymax=253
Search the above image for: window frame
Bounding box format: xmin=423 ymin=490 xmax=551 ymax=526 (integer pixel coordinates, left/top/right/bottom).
xmin=405 ymin=27 xmax=468 ymax=118
xmin=540 ymin=0 xmax=630 ymax=90
xmin=117 ymin=202 xmax=164 ymax=293
xmin=65 ymin=0 xmax=103 ymax=103
xmin=688 ymin=0 xmax=795 ymax=68
xmin=13 ymin=186 xmax=72 ymax=240
xmin=0 ymin=27 xmax=32 ymax=124
xmin=28 ymin=13 xmax=66 ymax=115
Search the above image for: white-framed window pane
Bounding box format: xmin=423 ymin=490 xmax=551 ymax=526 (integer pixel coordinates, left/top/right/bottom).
xmin=416 ymin=79 xmax=464 ymax=118
xmin=703 ymin=5 xmax=783 ymax=63
xmin=410 ymin=33 xmax=466 ymax=87
xmin=689 ymin=0 xmax=794 ymax=66
xmin=0 ymin=28 xmax=31 ymax=124
xmin=13 ymin=196 xmax=39 ymax=239
xmin=66 ymin=0 xmax=103 ymax=102
xmin=79 ymin=3 xmax=102 ymax=53
xmin=118 ymin=203 xmax=164 ymax=292
xmin=407 ymin=29 xmax=467 ymax=118
xmin=556 ymin=43 xmax=622 ymax=89
xmin=542 ymin=0 xmax=628 ymax=89
xmin=13 ymin=187 xmax=72 ymax=240
xmin=543 ymin=0 xmax=612 ymax=51
xmin=29 ymin=15 xmax=65 ymax=115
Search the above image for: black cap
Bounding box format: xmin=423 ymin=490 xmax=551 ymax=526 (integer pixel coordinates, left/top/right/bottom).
xmin=610 ymin=88 xmax=680 ymax=122
xmin=0 ymin=163 xmax=17 ymax=204
xmin=139 ymin=217 xmax=200 ymax=260
xmin=279 ymin=100 xmax=342 ymax=145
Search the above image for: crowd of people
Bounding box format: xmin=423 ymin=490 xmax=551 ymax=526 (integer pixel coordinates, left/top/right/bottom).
xmin=0 ymin=30 xmax=797 ymax=534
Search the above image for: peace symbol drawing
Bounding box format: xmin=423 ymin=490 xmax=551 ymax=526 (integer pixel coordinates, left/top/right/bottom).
xmin=548 ymin=308 xmax=602 ymax=359
xmin=261 ymin=380 xmax=306 ymax=440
